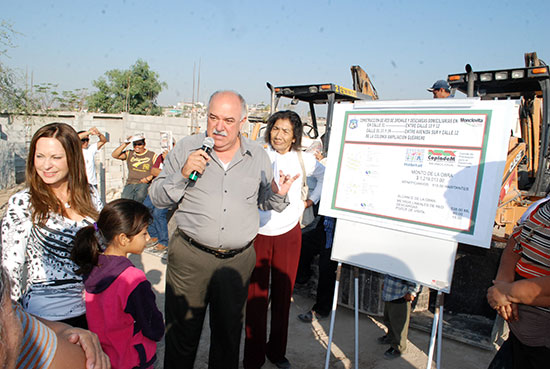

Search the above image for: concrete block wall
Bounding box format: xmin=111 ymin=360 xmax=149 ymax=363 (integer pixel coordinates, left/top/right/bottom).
xmin=0 ymin=112 xmax=207 ymax=197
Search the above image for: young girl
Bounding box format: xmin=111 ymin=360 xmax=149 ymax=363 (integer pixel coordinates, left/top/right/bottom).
xmin=71 ymin=199 xmax=164 ymax=369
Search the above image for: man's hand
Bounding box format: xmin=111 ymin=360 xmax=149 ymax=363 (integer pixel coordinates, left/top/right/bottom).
xmin=271 ymin=170 xmax=300 ymax=196
xmin=89 ymin=127 xmax=100 ymax=136
xmin=314 ymin=150 xmax=324 ymax=162
xmin=495 ymin=302 xmax=519 ymax=321
xmin=487 ymin=281 xmax=519 ymax=321
xmin=487 ymin=281 xmax=511 ymax=309
xmin=404 ymin=293 xmax=415 ymax=302
xmin=66 ymin=328 xmax=111 ymax=369
xmin=181 ymin=149 xmax=211 ymax=179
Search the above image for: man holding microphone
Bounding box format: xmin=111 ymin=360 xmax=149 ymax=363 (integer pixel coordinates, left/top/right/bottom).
xmin=149 ymin=90 xmax=298 ymax=369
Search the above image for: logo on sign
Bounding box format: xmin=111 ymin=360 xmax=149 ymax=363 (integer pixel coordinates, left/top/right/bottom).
xmin=428 ymin=149 xmax=456 ymax=164
xmin=404 ymin=148 xmax=423 ymax=167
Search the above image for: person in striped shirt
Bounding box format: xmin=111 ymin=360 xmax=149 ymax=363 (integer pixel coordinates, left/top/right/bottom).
xmin=0 ymin=265 xmax=110 ymax=369
xmin=487 ymin=200 xmax=550 ymax=369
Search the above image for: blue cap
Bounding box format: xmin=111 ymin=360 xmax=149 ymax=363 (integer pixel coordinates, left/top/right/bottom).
xmin=427 ymin=80 xmax=450 ymax=92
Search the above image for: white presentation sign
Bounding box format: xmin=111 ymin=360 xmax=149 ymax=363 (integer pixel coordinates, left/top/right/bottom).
xmin=320 ymin=99 xmax=518 ymax=248
xmin=332 ymin=219 xmax=458 ymax=292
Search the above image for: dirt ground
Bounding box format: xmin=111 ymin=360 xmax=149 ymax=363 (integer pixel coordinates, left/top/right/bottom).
xmin=0 ymin=185 xmax=497 ymax=369
xmin=131 ymin=249 xmax=496 ymax=369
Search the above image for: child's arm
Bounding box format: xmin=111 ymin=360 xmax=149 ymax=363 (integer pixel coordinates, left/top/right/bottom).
xmin=125 ymin=280 xmax=165 ymax=341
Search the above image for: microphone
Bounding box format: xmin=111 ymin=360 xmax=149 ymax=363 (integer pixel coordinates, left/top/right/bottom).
xmin=189 ymin=137 xmax=215 ymax=181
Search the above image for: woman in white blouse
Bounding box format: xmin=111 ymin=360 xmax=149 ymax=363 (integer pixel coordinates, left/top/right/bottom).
xmin=244 ymin=111 xmax=325 ymax=369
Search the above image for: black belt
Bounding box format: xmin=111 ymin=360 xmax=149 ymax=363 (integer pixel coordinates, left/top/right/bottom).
xmin=178 ymin=229 xmax=253 ymax=259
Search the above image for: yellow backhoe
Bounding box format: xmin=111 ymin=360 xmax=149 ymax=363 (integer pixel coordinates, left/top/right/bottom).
xmin=249 ymin=65 xmax=378 ymax=151
xmin=448 ymin=52 xmax=550 ymax=237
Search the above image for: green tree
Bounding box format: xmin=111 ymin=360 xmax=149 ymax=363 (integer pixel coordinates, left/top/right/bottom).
xmin=88 ymin=59 xmax=166 ymax=115
xmin=33 ymin=82 xmax=59 ymax=111
xmin=31 ymin=83 xmax=89 ymax=112
xmin=58 ymin=88 xmax=88 ymax=111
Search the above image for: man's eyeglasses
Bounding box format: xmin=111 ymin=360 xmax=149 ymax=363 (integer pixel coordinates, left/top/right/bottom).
xmin=133 ymin=141 xmax=145 ymax=147
xmin=81 ymin=138 xmax=89 ymax=143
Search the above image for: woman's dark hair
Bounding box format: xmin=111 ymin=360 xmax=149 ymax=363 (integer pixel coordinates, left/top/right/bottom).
xmin=71 ymin=199 xmax=152 ymax=275
xmin=264 ymin=110 xmax=303 ymax=152
xmin=26 ymin=122 xmax=97 ymax=224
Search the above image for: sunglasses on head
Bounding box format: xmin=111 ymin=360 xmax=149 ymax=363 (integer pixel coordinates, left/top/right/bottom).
xmin=133 ymin=140 xmax=145 ymax=147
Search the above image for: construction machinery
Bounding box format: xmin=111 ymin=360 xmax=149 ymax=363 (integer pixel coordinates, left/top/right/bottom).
xmin=248 ymin=65 xmax=378 ymax=149
xmin=417 ymin=52 xmax=550 ymax=350
xmin=447 ymin=52 xmax=550 ymax=236
xmin=248 ymin=56 xmax=550 ymax=349
xmin=351 ymin=65 xmax=379 ymax=99
xmin=268 ymin=65 xmax=378 ymax=150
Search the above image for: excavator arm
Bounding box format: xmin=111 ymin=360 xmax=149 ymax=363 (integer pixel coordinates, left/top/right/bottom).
xmin=351 ymin=65 xmax=379 ymax=100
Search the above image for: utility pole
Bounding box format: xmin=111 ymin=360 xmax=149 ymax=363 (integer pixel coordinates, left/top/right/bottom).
xmin=191 ymin=62 xmax=196 ymax=134
xmin=197 ymin=59 xmax=201 ymax=104
xmin=125 ymin=74 xmax=131 ymax=113
xmin=196 ymin=59 xmax=201 ymax=133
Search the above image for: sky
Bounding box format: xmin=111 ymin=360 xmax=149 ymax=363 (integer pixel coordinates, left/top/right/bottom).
xmin=2 ymin=0 xmax=549 ymax=107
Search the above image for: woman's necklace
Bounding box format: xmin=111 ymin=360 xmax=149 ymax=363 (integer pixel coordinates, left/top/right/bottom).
xmin=57 ymin=192 xmax=71 ymax=209
xmin=53 ymin=186 xmax=71 ymax=211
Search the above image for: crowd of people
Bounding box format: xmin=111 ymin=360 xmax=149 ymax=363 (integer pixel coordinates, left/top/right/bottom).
xmin=0 ymin=85 xmax=548 ymax=369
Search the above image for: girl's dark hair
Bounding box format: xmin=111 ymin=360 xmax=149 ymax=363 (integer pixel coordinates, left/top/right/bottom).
xmin=71 ymin=199 xmax=152 ymax=275
xmin=264 ymin=110 xmax=303 ymax=152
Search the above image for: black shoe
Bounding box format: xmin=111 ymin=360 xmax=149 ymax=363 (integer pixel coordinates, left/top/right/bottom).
xmin=268 ymin=357 xmax=291 ymax=369
xmin=297 ymin=310 xmax=328 ymax=323
xmin=377 ymin=335 xmax=391 ymax=345
xmin=384 ymin=347 xmax=401 ymax=360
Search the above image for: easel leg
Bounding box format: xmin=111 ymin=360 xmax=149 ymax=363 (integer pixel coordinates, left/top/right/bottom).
xmin=426 ymin=291 xmax=444 ymax=369
xmin=354 ymin=267 xmax=359 ymax=369
xmin=436 ymin=293 xmax=444 ymax=369
xmin=325 ymin=262 xmax=342 ymax=369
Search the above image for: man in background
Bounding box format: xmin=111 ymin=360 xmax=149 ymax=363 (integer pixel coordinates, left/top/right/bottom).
xmin=144 ymin=146 xmax=173 ymax=251
xmin=378 ymin=275 xmax=421 ymax=360
xmin=428 ymin=79 xmax=452 ymax=99
xmin=78 ymin=127 xmax=107 ymax=189
xmin=297 ymin=216 xmax=337 ymax=323
xmin=111 ymin=133 xmax=156 ymax=203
